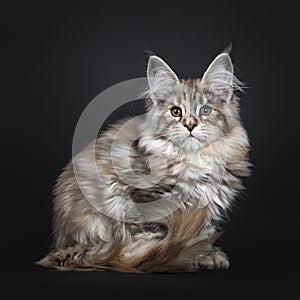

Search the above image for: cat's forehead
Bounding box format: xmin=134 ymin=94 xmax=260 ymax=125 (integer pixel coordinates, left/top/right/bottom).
xmin=174 ymin=78 xmax=206 ymax=107
xmin=180 ymin=78 xmax=201 ymax=92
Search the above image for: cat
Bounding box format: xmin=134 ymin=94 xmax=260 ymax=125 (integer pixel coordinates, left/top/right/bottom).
xmin=37 ymin=51 xmax=251 ymax=272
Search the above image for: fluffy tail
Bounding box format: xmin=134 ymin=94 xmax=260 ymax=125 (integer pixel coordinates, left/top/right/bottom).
xmin=36 ymin=206 xmax=218 ymax=273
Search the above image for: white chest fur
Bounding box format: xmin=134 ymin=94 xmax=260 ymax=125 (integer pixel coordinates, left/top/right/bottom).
xmin=175 ymin=150 xmax=236 ymax=221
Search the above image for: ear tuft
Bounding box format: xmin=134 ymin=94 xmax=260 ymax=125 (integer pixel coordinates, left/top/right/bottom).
xmin=202 ymin=53 xmax=242 ymax=102
xmin=146 ymin=56 xmax=179 ymax=95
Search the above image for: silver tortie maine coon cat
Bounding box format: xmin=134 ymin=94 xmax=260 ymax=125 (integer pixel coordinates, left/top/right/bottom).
xmin=37 ymin=51 xmax=251 ymax=273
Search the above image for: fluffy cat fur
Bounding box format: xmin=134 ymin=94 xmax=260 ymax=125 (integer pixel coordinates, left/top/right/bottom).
xmin=37 ymin=52 xmax=251 ymax=272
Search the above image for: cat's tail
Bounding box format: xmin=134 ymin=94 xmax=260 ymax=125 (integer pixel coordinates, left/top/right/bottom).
xmin=36 ymin=206 xmax=218 ymax=273
xmin=119 ymin=205 xmax=218 ymax=272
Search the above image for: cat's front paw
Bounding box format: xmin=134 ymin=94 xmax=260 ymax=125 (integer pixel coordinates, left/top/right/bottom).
xmin=198 ymin=249 xmax=230 ymax=270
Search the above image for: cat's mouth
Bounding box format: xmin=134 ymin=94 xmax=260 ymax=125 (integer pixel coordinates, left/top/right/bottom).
xmin=185 ymin=134 xmax=199 ymax=141
xmin=183 ymin=134 xmax=206 ymax=145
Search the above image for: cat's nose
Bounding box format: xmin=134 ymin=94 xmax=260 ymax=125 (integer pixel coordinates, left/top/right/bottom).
xmin=184 ymin=123 xmax=198 ymax=132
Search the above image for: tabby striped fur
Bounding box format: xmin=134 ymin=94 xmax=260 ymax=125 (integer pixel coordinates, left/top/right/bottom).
xmin=37 ymin=51 xmax=251 ymax=272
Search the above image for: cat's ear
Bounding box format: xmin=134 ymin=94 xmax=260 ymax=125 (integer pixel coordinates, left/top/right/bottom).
xmin=201 ymin=53 xmax=235 ymax=102
xmin=147 ymin=56 xmax=179 ymax=98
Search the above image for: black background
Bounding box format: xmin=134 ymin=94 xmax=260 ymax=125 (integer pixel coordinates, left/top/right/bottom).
xmin=2 ymin=1 xmax=300 ymax=299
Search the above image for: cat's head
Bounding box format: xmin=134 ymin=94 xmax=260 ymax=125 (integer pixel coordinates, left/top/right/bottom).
xmin=142 ymin=52 xmax=244 ymax=151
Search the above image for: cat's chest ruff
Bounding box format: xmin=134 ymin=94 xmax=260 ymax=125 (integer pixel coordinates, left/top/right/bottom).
xmin=179 ymin=151 xmax=214 ymax=181
xmin=173 ymin=151 xmax=230 ymax=209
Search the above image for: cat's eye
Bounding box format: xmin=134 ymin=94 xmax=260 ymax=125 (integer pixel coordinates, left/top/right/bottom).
xmin=170 ymin=106 xmax=182 ymax=118
xmin=200 ymin=105 xmax=212 ymax=116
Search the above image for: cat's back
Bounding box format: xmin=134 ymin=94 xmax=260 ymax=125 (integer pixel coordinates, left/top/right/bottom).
xmin=54 ymin=115 xmax=144 ymax=200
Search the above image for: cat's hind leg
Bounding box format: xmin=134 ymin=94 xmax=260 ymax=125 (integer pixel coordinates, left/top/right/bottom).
xmin=36 ymin=246 xmax=90 ymax=271
xmin=36 ymin=243 xmax=140 ymax=272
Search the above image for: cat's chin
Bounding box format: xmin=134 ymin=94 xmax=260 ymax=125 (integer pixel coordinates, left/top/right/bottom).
xmin=181 ymin=136 xmax=203 ymax=151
